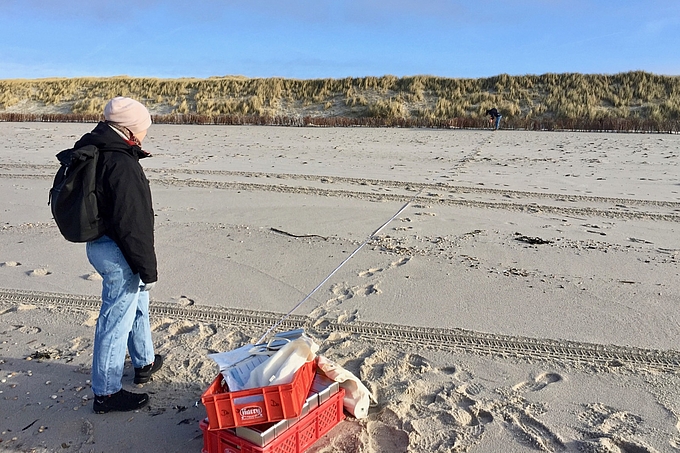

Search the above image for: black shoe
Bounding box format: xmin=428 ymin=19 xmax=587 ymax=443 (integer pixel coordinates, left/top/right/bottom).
xmin=134 ymin=354 xmax=163 ymax=384
xmin=93 ymin=389 xmax=149 ymax=414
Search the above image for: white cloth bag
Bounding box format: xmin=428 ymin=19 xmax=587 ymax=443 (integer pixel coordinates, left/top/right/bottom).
xmin=208 ymin=329 xmax=311 ymax=391
xmin=317 ymin=355 xmax=376 ymax=419
xmin=244 ymin=334 xmax=319 ymax=388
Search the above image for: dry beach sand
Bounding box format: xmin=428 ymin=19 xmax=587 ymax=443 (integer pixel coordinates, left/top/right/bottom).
xmin=0 ymin=123 xmax=679 ymax=452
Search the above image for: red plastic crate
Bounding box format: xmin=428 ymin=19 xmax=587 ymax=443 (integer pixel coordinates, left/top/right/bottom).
xmin=201 ymin=388 xmax=345 ymax=453
xmin=202 ymin=359 xmax=316 ymax=430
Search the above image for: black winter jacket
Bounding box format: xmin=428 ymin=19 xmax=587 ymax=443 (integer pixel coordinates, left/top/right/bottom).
xmin=74 ymin=122 xmax=158 ymax=283
xmin=486 ymin=108 xmax=501 ymax=118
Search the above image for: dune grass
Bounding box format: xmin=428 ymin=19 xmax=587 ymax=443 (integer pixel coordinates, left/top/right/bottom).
xmin=1 ymin=72 xmax=679 ymax=131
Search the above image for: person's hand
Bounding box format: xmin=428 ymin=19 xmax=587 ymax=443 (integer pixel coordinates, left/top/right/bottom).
xmin=141 ymin=281 xmax=156 ymax=292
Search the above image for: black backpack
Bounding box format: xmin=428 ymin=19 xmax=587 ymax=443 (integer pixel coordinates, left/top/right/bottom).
xmin=49 ymin=145 xmax=107 ymax=242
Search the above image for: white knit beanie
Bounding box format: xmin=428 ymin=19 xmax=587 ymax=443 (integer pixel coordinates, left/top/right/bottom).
xmin=104 ymin=97 xmax=152 ymax=135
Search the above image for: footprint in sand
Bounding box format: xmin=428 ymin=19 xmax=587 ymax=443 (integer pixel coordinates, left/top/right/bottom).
xmin=406 ymin=381 xmax=488 ymax=450
xmin=360 ymin=351 xmax=430 ymax=388
xmin=365 ymin=419 xmax=409 ymax=453
xmin=440 ymin=365 xmax=457 ymax=375
xmin=327 ymin=285 xmax=353 ymax=306
xmin=327 ymin=283 xmax=381 ymax=305
xmin=359 ymin=267 xmax=383 ymax=278
xmin=27 ymin=268 xmax=51 ymax=277
xmin=409 ymin=366 xmax=564 ymax=451
xmin=402 ymin=353 xmax=431 ymax=374
xmin=356 ymin=284 xmax=381 ymax=297
xmin=512 ymin=372 xmax=563 ymax=392
xmin=80 ymin=419 xmax=94 ymax=445
xmin=13 ymin=325 xmax=42 ymax=334
xmin=83 ymin=271 xmax=102 ymax=281
xmin=309 ymin=307 xmax=328 ymax=321
xmin=151 ymin=318 xmax=174 ymax=332
xmin=177 ymin=296 xmax=195 ymax=307
xmin=577 ymin=403 xmax=654 ymax=452
xmin=457 ymin=381 xmax=484 ymax=397
xmin=480 ymin=372 xmax=567 ymax=450
xmin=390 ymin=256 xmax=411 ymax=268
xmin=166 ymin=320 xmax=217 ymax=339
xmin=167 ymin=320 xmax=200 ymax=336
xmin=337 ymin=310 xmax=358 ymax=324
xmin=69 ymin=336 xmax=91 ymax=353
xmin=359 ymin=257 xmax=410 ymax=278
xmin=499 ymin=405 xmax=565 ymax=451
xmin=1 ymin=261 xmax=21 ymax=267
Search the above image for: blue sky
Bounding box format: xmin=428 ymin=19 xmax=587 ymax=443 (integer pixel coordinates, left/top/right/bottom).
xmin=1 ymin=0 xmax=678 ymax=80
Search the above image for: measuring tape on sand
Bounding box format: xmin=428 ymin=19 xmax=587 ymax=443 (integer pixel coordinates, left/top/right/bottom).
xmin=257 ymin=132 xmax=494 ymax=343
xmin=257 ymin=193 xmax=418 ymax=343
xmin=257 ymin=188 xmax=425 ymax=343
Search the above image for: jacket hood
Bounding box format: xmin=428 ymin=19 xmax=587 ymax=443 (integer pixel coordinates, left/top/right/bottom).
xmin=74 ymin=122 xmax=149 ymax=160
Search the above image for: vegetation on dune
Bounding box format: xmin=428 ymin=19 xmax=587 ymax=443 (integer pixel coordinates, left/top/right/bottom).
xmin=0 ymin=72 xmax=679 ymax=131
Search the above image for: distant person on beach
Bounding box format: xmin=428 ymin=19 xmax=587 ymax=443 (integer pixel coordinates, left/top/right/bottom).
xmin=73 ymin=97 xmax=163 ymax=413
xmin=486 ymin=108 xmax=502 ymax=130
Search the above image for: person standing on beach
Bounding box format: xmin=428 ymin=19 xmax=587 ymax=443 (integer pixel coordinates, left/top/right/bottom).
xmin=485 ymin=108 xmax=502 ymax=130
xmin=73 ymin=97 xmax=163 ymax=413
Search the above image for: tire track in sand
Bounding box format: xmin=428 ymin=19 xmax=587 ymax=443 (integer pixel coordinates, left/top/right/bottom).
xmin=1 ymin=288 xmax=679 ymax=373
xmin=2 ymin=164 xmax=678 ymax=221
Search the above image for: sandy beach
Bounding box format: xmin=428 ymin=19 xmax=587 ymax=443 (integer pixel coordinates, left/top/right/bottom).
xmin=1 ymin=122 xmax=679 ymax=452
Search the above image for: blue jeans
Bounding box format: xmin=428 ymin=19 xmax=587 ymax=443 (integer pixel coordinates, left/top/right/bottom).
xmin=86 ymin=235 xmax=155 ymax=396
xmin=494 ymin=115 xmax=502 ymax=130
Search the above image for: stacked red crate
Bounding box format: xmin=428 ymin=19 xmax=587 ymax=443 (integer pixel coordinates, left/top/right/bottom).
xmin=200 ymin=358 xmax=346 ymax=453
